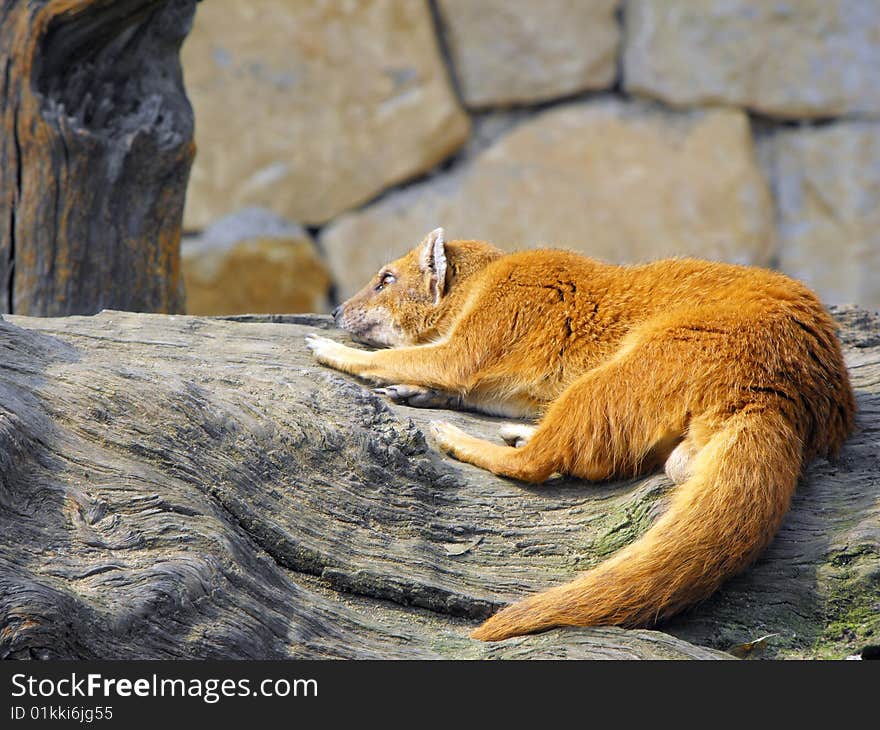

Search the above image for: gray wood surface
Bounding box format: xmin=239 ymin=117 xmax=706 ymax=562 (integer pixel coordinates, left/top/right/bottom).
xmin=1 ymin=306 xmax=877 ymax=659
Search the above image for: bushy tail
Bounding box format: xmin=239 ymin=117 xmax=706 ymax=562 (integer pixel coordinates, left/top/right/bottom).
xmin=471 ymin=408 xmax=802 ymax=641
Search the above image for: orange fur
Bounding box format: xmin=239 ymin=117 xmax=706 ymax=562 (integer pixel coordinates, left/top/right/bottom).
xmin=306 ymin=228 xmax=856 ymax=642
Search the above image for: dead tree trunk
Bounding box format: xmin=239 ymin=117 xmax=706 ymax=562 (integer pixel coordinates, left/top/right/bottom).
xmin=0 ymin=0 xmax=196 ymax=316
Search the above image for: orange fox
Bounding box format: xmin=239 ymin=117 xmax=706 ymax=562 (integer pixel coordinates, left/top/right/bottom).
xmin=305 ymin=228 xmax=855 ymax=642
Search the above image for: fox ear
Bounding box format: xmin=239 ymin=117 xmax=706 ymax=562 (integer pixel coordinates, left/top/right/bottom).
xmin=419 ymin=227 xmax=447 ymax=304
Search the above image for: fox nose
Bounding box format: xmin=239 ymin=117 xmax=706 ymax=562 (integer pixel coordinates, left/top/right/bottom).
xmin=331 ymin=305 xmax=342 ymax=321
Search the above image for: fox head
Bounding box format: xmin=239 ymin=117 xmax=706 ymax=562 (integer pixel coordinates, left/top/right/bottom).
xmin=333 ymin=228 xmax=503 ymax=347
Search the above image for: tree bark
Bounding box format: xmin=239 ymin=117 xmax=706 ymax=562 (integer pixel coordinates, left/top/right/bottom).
xmin=0 ymin=0 xmax=195 ymax=316
xmin=0 ymin=307 xmax=877 ymax=659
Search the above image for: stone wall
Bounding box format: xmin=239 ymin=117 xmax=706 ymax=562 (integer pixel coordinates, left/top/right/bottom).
xmin=179 ymin=0 xmax=880 ymax=313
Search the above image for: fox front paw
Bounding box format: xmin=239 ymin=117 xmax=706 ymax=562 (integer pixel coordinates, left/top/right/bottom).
xmin=304 ymin=334 xmax=368 ymax=372
xmin=375 ymin=384 xmax=463 ymax=410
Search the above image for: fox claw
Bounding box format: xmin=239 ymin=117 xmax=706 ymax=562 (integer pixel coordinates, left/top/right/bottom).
xmin=375 ymin=384 xmax=461 ymax=409
xmin=304 ymin=334 xmax=370 ymax=373
xmin=304 ymin=334 xmax=342 ymax=363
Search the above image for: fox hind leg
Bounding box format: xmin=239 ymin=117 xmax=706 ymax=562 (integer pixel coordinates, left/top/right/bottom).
xmin=431 ymin=338 xmax=691 ymax=483
xmin=430 ymin=420 xmax=556 ymax=482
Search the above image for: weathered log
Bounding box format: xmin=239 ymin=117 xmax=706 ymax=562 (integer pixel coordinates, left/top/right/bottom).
xmin=0 ymin=307 xmax=877 ymax=659
xmin=0 ymin=0 xmax=195 ymax=316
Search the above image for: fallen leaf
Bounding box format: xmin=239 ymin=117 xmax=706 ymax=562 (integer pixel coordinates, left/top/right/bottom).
xmin=443 ymin=537 xmax=483 ymax=557
xmin=727 ymin=633 xmax=779 ymax=658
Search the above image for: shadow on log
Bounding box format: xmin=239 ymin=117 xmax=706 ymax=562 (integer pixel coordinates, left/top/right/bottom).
xmin=0 ymin=0 xmax=195 ymax=316
xmin=0 ymin=307 xmax=877 ymax=659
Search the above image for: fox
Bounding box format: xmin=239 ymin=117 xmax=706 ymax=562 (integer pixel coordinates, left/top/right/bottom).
xmin=305 ymin=227 xmax=856 ymax=642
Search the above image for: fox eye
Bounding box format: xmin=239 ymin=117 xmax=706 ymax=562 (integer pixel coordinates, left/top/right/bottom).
xmin=374 ymin=272 xmax=396 ymax=291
